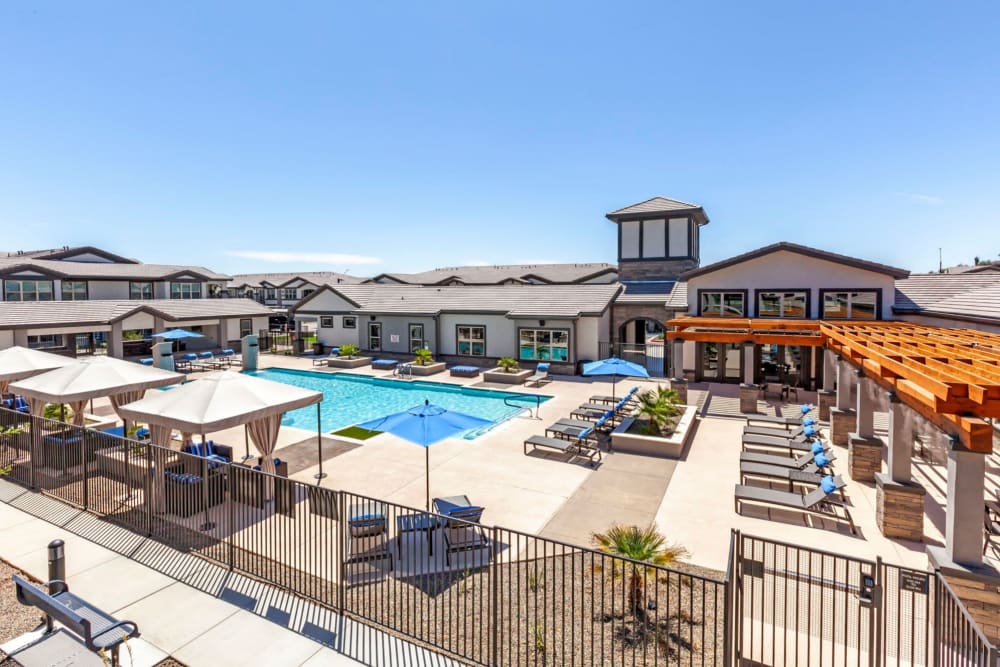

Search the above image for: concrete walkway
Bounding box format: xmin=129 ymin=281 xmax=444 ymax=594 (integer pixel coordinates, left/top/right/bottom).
xmin=0 ymin=481 xmax=461 ymax=667
xmin=537 ymin=446 xmax=677 ymax=546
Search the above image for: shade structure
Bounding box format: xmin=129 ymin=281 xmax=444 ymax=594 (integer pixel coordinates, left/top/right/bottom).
xmin=152 ymin=329 xmax=204 ymax=340
xmin=582 ymin=357 xmax=650 ymax=402
xmin=0 ymin=346 xmax=78 ymax=394
xmin=117 ymin=370 xmax=323 ymax=505
xmin=360 ymin=401 xmax=491 ymax=510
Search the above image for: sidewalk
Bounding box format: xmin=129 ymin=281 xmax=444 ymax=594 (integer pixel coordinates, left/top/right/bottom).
xmin=0 ymin=480 xmax=461 ymax=667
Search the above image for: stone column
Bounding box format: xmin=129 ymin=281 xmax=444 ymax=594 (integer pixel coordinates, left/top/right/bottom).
xmin=108 ymin=321 xmax=124 ymax=359
xmin=218 ymin=318 xmax=227 ymax=350
xmin=668 ymin=377 xmax=688 ymax=405
xmin=829 ymin=358 xmax=856 ymax=446
xmin=875 ymin=393 xmax=925 ymax=541
xmin=670 ymin=338 xmax=684 ymax=380
xmin=817 ymin=349 xmax=837 ymax=421
xmin=848 ymin=373 xmax=883 ymax=482
xmin=739 ymin=342 xmax=758 ymax=413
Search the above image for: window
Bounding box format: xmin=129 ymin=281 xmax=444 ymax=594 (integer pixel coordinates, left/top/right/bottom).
xmin=4 ymin=279 xmax=54 ymax=302
xmin=170 ymin=282 xmax=202 ymax=299
xmin=641 ymin=219 xmax=665 ymax=258
xmin=342 ymin=316 xmax=357 ymax=329
xmin=27 ymin=334 xmax=64 ymax=349
xmin=519 ymin=328 xmax=569 ymax=362
xmin=822 ymin=291 xmax=878 ymax=320
xmin=668 ymin=218 xmax=689 ymax=257
xmin=240 ymin=318 xmax=253 ymax=338
xmin=757 ymin=291 xmax=808 ymax=318
xmin=280 ymin=288 xmax=297 ymax=300
xmin=130 ymin=282 xmax=154 ymax=300
xmin=409 ymin=324 xmax=425 ymax=352
xmin=457 ymin=325 xmax=486 ymax=357
xmin=620 ymin=221 xmax=640 ymax=259
xmin=301 ymin=289 xmax=315 ymax=298
xmin=699 ymin=291 xmax=746 ymax=317
xmin=61 ymin=280 xmax=88 ymax=301
xmin=320 ymin=316 xmax=334 ymax=328
xmin=368 ymin=322 xmax=382 ymax=351
xmin=263 ymin=288 xmax=276 ymax=301
xmin=123 ymin=329 xmax=151 ymax=341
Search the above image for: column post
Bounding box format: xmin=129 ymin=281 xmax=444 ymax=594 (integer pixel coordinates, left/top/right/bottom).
xmin=829 ymin=358 xmax=857 ymax=446
xmin=848 ymin=371 xmax=883 ymax=482
xmin=875 ymin=392 xmax=925 ymax=541
xmin=739 ymin=341 xmax=758 ymax=413
xmin=670 ymin=338 xmax=684 ymax=380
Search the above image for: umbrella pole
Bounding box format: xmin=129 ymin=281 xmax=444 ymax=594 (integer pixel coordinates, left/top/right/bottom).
xmin=612 ymin=373 xmax=617 ymax=403
xmin=426 ymin=446 xmax=430 ymax=512
xmin=200 ymin=433 xmax=216 ymax=532
xmin=314 ymin=403 xmax=327 ymax=480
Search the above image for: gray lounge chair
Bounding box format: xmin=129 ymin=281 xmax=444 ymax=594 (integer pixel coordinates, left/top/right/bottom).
xmin=545 ymin=422 xmax=594 ymax=440
xmin=742 ymin=432 xmax=823 ymax=455
xmin=745 ymin=414 xmax=803 ymax=430
xmin=524 ymin=434 xmax=601 ymax=465
xmin=570 ymin=406 xmax=614 ymax=421
xmin=734 ymin=476 xmax=856 ymax=534
xmin=344 ymin=501 xmax=393 ymax=571
xmin=740 ymin=449 xmax=835 ymax=470
xmin=526 ymin=363 xmax=551 ymax=387
xmin=432 ymin=495 xmax=490 ymax=565
xmin=588 ymin=387 xmax=639 ymax=405
xmin=744 ymin=425 xmax=817 ymax=441
xmin=740 ymin=462 xmax=844 ymax=499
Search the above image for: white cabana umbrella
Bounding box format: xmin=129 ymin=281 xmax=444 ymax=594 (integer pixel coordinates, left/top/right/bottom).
xmin=10 ymin=356 xmax=184 ymax=425
xmin=117 ymin=370 xmax=323 ymax=503
xmin=0 ymin=346 xmax=78 ymax=395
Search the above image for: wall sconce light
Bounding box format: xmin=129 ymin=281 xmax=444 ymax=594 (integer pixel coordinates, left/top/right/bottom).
xmin=539 ymin=320 xmax=546 ymax=327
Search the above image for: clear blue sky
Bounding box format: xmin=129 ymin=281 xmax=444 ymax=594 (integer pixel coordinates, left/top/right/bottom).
xmin=1 ymin=2 xmax=998 ymax=276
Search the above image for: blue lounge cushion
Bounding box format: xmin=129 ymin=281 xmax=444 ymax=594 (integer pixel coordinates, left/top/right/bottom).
xmin=814 ymin=453 xmax=831 ymax=468
xmin=139 ymin=358 xmax=154 ymax=366
xmin=372 ymin=358 xmax=398 ymax=366
xmin=820 ymin=475 xmax=837 ymax=494
xmin=536 ymin=363 xmax=550 ymax=371
xmin=801 ymin=404 xmax=812 ymax=414
xmin=221 ymin=348 xmax=235 ymax=356
xmin=811 ymin=441 xmax=826 ymax=455
xmin=198 ymin=352 xmax=213 ymax=359
xmin=803 ymin=417 xmax=815 ymax=426
xmin=578 ymin=427 xmax=594 ymax=440
xmin=451 ymin=365 xmax=479 ymax=372
xmin=804 ymin=425 xmax=816 ymax=437
xmin=594 ymin=416 xmax=608 ymax=428
xmin=351 ymin=513 xmax=385 ymax=523
xmin=136 ymin=428 xmax=150 ymax=439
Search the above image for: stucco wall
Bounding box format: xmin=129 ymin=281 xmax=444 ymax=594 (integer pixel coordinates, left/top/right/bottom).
xmin=361 ymin=315 xmax=437 ymax=355
xmin=685 ymin=250 xmax=897 ymax=319
xmin=438 ymin=314 xmax=516 ymax=358
xmin=0 ymin=331 xmax=14 ymax=350
xmin=86 ymin=280 xmax=131 ymax=300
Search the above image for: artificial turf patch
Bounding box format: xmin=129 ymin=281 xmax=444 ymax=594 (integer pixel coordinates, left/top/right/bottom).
xmin=332 ymin=425 xmax=382 ymax=440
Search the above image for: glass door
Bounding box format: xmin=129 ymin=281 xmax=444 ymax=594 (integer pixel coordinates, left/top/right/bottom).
xmin=409 ymin=324 xmax=424 ymax=352
xmin=368 ymin=322 xmax=382 ymax=352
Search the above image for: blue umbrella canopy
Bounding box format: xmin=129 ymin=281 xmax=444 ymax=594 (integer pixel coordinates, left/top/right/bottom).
xmin=152 ymin=329 xmax=205 ymax=340
xmin=360 ymin=401 xmax=491 ymax=509
xmin=582 ymin=357 xmax=650 ymax=401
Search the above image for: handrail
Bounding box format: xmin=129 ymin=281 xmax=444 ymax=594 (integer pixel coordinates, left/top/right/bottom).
xmin=504 ymin=394 xmax=541 ymax=419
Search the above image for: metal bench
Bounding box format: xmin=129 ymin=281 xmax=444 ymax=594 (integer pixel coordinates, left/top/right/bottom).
xmin=13 ymin=575 xmax=140 ymax=667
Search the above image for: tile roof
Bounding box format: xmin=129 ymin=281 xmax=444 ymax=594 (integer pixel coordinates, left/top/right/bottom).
xmin=1 ymin=246 xmax=139 ymax=263
xmin=681 ymin=242 xmax=911 ymax=280
xmin=296 ymin=284 xmax=621 ymax=318
xmin=367 ymin=263 xmax=617 ymax=286
xmin=894 ymin=273 xmax=1000 ymax=322
xmin=664 ymin=282 xmax=689 ymax=310
xmin=0 ymin=257 xmax=231 ymax=281
xmin=605 ymin=196 xmax=709 ymax=224
xmin=614 ymin=281 xmax=679 ymax=305
xmin=0 ymin=299 xmax=272 ymax=330
xmin=227 ymin=271 xmax=364 ymax=288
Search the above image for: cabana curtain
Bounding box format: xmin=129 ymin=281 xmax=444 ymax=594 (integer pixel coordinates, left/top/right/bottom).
xmin=248 ymin=414 xmax=281 ymax=500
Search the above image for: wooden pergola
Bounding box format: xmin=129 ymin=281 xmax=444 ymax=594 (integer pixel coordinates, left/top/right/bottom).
xmin=667 ymin=317 xmax=1000 ymax=452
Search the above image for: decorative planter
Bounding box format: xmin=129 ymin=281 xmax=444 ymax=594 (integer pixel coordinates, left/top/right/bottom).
xmin=408 ymin=362 xmax=447 ymax=376
xmin=482 ymin=368 xmax=533 ymax=385
xmin=610 ymin=405 xmax=698 ymax=459
xmin=327 ymin=356 xmax=372 ymax=369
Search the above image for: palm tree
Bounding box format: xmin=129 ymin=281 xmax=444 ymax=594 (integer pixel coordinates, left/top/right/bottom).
xmin=634 ymin=386 xmax=682 ymax=435
xmin=591 ymin=524 xmax=688 ymax=617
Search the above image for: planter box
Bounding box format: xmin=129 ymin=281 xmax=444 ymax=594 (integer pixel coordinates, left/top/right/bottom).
xmin=610 ymin=405 xmax=698 ymax=459
xmin=327 ymin=356 xmax=372 ymax=369
xmin=409 ymin=362 xmax=447 ymax=376
xmin=482 ymin=368 xmax=533 ymax=385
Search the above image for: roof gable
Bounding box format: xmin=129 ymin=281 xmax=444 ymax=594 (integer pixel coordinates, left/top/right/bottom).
xmin=606 ymin=196 xmax=709 ymax=224
xmin=681 ymin=242 xmax=910 ymax=280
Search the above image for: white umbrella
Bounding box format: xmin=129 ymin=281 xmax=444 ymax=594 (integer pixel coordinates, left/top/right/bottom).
xmin=0 ymin=346 xmax=78 ymax=394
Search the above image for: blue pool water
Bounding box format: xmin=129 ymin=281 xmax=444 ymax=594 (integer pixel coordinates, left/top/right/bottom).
xmin=249 ymin=369 xmax=550 ymax=438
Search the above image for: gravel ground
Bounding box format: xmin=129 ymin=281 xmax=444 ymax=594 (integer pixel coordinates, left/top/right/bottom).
xmin=0 ymin=559 xmax=45 ymax=666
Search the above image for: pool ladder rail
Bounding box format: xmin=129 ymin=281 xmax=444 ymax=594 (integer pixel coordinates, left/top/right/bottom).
xmin=504 ymin=394 xmax=542 ymax=420
xmin=393 ymin=363 xmax=414 ymax=380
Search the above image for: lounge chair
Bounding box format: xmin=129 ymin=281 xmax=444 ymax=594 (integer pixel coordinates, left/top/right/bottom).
xmin=589 ymin=387 xmax=639 ymax=405
xmin=449 ymin=365 xmax=480 ymax=378
xmin=524 ymin=433 xmax=602 ymax=465
xmin=313 ymin=349 xmax=340 ymax=366
xmin=740 ymin=445 xmax=835 ymax=470
xmin=744 ymin=424 xmax=819 ymax=441
xmin=570 ymin=406 xmax=614 ymax=422
xmin=345 ymin=501 xmax=393 ymax=571
xmin=744 ymin=414 xmax=804 ymax=430
xmin=740 ymin=456 xmax=843 ymax=498
xmin=218 ymin=348 xmax=242 ymax=365
xmin=192 ymin=351 xmax=220 ymax=370
xmin=734 ymin=475 xmax=856 ymax=534
xmin=176 ymin=353 xmax=197 ymax=372
xmin=742 ymin=432 xmax=825 ymax=455
xmin=432 ymin=495 xmax=490 ymax=565
xmin=545 ymin=422 xmax=597 ymax=441
xmin=526 ymin=362 xmax=551 ymax=387
xmin=371 ymin=358 xmax=399 ymax=370
xmin=181 ymin=441 xmax=233 ymax=470
xmin=138 ymin=358 xmax=154 ymax=366
xmin=13 ymin=397 xmax=30 ymax=414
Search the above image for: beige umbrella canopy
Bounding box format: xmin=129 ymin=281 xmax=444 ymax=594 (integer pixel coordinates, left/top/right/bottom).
xmin=9 ymin=356 xmax=184 ymax=425
xmin=117 ymin=370 xmax=323 ymax=502
xmin=0 ymin=346 xmax=78 ymax=394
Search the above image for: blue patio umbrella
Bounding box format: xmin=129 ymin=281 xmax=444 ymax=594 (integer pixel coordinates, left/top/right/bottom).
xmin=582 ymin=357 xmax=650 ymax=402
xmin=152 ymin=329 xmax=205 ymax=340
xmin=360 ymin=400 xmax=491 ymax=510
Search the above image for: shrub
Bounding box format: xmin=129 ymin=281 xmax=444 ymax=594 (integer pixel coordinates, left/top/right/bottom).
xmin=591 ymin=524 xmax=688 ymax=618
xmin=43 ymin=403 xmax=74 ymax=424
xmin=497 ymin=357 xmax=520 ymax=373
xmin=339 ymin=343 xmax=360 ymax=359
xmin=414 ymin=348 xmax=434 ymax=366
xmin=634 ymin=385 xmax=683 ymax=436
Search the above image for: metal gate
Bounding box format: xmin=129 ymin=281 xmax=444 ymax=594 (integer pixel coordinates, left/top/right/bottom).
xmin=598 ymin=342 xmax=667 ymax=377
xmin=733 ymin=533 xmax=943 ymax=667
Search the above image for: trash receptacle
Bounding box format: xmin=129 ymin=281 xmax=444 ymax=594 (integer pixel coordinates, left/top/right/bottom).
xmin=576 ymin=359 xmax=593 ymax=375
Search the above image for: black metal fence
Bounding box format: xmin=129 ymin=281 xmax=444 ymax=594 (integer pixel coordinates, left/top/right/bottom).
xmin=1 ymin=406 xmax=995 ymax=666
xmin=599 ymin=341 xmax=668 ymax=377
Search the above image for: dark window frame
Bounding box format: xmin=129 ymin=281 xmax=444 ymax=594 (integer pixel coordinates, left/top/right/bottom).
xmin=408 ymin=323 xmax=425 ymax=353
xmin=320 ymin=316 xmax=334 ymax=328
xmin=517 ymin=326 xmax=571 ymax=363
xmin=342 ymin=316 xmax=357 ymax=329
xmin=753 ymin=288 xmax=812 ymax=319
xmin=129 ymin=281 xmax=154 ymax=300
xmin=696 ymin=289 xmax=749 ymax=317
xmin=455 ymin=324 xmax=487 ymax=357
xmin=818 ymin=288 xmax=882 ymax=320
xmin=239 ymin=318 xmax=253 ymax=338
xmin=169 ymin=281 xmax=203 ymax=300
xmin=3 ymin=278 xmax=55 ymax=302
xmin=60 ymin=280 xmax=89 ymax=301
xmin=618 ymin=215 xmax=695 ymax=262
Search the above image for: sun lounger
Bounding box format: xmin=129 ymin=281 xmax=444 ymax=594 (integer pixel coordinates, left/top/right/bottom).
xmin=449 ymin=365 xmax=480 ymax=378
xmin=433 ymin=495 xmax=490 ymax=565
xmin=218 ymin=348 xmax=242 ymax=365
xmin=740 ymin=460 xmax=844 ymax=498
xmin=192 ymin=351 xmax=222 ymax=370
xmin=371 ymin=358 xmax=399 ymax=370
xmin=745 ymin=414 xmax=804 ymax=430
xmin=175 ymin=353 xmax=198 ymax=371
xmin=744 ymin=424 xmax=819 ymax=441
xmin=523 ymin=434 xmax=602 ymax=465
xmin=545 ymin=422 xmax=598 ymax=441
xmin=313 ymin=350 xmax=339 ymax=366
xmin=139 ymin=358 xmax=154 ymax=366
xmin=734 ymin=475 xmax=856 ymax=534
xmin=526 ymin=362 xmax=551 ymax=387
xmin=742 ymin=432 xmax=825 ymax=455
xmin=345 ymin=501 xmax=393 ymax=571
xmin=570 ymin=406 xmax=615 ymax=421
xmin=740 ymin=446 xmax=835 ymax=470
xmin=589 ymin=387 xmax=639 ymax=405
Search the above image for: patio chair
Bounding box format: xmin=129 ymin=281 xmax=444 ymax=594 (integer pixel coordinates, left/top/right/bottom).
xmin=744 ymin=424 xmax=819 ymax=441
xmin=345 ymin=502 xmax=393 ymax=571
xmin=589 ymin=386 xmax=639 ymax=405
xmin=181 ymin=440 xmax=232 ymax=470
xmin=570 ymin=406 xmax=615 ymax=422
xmin=526 ymin=362 xmax=551 ymax=387
xmin=740 ymin=459 xmax=844 ymax=499
xmin=742 ymin=432 xmax=824 ymax=455
xmin=313 ymin=349 xmax=339 ymax=366
xmin=13 ymin=396 xmax=30 ymax=414
xmin=219 ymin=348 xmax=242 ymax=365
xmin=545 ymin=422 xmax=598 ymax=441
xmin=524 ymin=433 xmax=602 ymax=465
xmin=744 ymin=414 xmax=804 ymax=430
xmin=734 ymin=475 xmax=856 ymax=535
xmin=740 ymin=445 xmax=835 ymax=470
xmin=176 ymin=353 xmax=198 ymax=372
xmin=432 ymin=495 xmax=490 ymax=565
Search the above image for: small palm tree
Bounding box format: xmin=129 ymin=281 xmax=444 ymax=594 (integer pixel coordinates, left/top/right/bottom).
xmin=497 ymin=357 xmax=520 ymax=373
xmin=339 ymin=343 xmax=360 ymax=359
xmin=414 ymin=348 xmax=434 ymax=366
xmin=634 ymin=385 xmax=682 ymax=435
xmin=591 ymin=524 xmax=688 ymax=617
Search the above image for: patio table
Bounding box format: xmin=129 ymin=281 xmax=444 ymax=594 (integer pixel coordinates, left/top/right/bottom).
xmin=396 ymin=513 xmax=441 ymax=557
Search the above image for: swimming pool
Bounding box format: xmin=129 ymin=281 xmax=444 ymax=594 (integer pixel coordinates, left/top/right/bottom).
xmin=249 ymin=368 xmax=550 ymax=438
